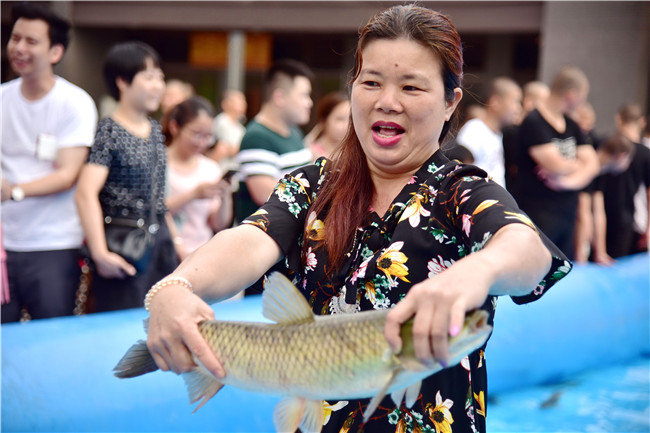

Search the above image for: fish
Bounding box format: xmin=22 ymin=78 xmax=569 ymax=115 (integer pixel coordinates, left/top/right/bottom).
xmin=114 ymin=272 xmax=492 ymax=433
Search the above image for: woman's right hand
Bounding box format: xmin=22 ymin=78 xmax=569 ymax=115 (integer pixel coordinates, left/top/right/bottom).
xmin=93 ymin=250 xmax=136 ymax=278
xmin=193 ymin=181 xmax=221 ymax=200
xmin=146 ymin=283 xmax=225 ymax=378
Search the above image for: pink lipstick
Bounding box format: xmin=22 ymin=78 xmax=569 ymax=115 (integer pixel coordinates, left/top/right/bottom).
xmin=372 ymin=121 xmax=405 ymax=147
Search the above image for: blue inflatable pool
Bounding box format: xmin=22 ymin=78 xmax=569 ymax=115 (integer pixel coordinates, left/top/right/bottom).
xmin=2 ymin=254 xmax=648 ymax=432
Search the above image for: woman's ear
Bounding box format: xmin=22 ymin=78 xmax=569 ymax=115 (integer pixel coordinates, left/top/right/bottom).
xmin=168 ymin=119 xmax=180 ymax=137
xmin=445 ymin=88 xmax=463 ymax=121
xmin=115 ymin=76 xmax=130 ymax=94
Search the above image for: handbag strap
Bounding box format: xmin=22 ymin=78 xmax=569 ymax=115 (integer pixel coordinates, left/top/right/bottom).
xmin=147 ymin=129 xmax=160 ymax=230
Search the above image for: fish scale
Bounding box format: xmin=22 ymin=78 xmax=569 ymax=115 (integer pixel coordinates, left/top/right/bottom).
xmin=199 ymin=310 xmax=394 ymax=399
xmin=113 ymin=272 xmax=492 ymax=432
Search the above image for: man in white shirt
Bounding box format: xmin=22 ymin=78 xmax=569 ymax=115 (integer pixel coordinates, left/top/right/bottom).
xmin=1 ymin=2 xmax=98 ymax=322
xmin=456 ymin=77 xmax=522 ymax=187
xmin=210 ymin=89 xmax=247 ymax=170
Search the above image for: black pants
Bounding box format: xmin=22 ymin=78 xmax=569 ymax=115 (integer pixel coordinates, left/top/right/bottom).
xmin=2 ymin=249 xmax=81 ymax=323
xmin=526 ymin=209 xmax=576 ymax=261
xmin=91 ymin=221 xmax=179 ymax=313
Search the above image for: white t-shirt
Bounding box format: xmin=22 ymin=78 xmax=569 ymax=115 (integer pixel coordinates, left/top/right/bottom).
xmin=169 ymin=155 xmax=223 ymax=253
xmin=1 ymin=76 xmax=98 ymax=251
xmin=213 ymin=112 xmax=245 ymax=170
xmin=456 ymin=118 xmax=506 ymax=187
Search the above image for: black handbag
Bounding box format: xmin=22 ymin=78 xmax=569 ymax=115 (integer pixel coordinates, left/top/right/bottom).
xmin=103 ymin=144 xmax=161 ymax=275
xmin=104 ymin=216 xmax=159 ymax=274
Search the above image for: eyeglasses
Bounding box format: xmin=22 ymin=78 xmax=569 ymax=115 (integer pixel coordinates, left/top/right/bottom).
xmin=183 ymin=128 xmax=215 ymax=144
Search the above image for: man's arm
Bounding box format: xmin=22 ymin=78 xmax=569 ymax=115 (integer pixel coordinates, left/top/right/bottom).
xmin=534 ymin=145 xmax=600 ymax=191
xmin=246 ymin=175 xmax=280 ymax=206
xmin=591 ymin=190 xmax=615 ymax=265
xmin=528 ymin=143 xmax=579 ymax=176
xmin=574 ymin=192 xmax=594 ymax=263
xmin=1 ymin=146 xmax=89 ymax=201
xmin=639 ymin=186 xmax=650 ymax=250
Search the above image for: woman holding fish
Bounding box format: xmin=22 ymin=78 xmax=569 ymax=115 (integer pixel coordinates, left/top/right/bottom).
xmin=144 ymin=5 xmax=571 ymax=432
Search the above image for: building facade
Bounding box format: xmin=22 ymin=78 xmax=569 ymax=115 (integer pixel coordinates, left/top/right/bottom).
xmin=2 ymin=1 xmax=648 ymax=135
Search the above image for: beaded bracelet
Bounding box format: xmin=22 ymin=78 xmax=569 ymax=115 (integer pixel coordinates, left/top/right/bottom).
xmin=144 ymin=276 xmax=194 ymax=312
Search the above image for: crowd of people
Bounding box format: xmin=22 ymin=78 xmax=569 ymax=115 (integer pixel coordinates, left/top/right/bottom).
xmin=0 ymin=2 xmax=647 ymax=430
xmin=446 ymin=71 xmax=650 ymax=264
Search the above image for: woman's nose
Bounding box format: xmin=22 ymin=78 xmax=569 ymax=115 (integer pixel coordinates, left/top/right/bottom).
xmin=375 ymin=87 xmax=402 ymax=113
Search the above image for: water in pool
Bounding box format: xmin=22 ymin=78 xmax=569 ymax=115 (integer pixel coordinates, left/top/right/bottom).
xmin=487 ymin=356 xmax=650 ymax=432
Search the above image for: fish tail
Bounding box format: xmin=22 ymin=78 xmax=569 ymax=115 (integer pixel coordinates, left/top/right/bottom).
xmin=113 ymin=340 xmax=159 ymax=378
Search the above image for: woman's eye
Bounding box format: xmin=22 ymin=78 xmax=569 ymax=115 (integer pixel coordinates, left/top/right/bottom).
xmin=404 ymin=85 xmax=421 ymax=92
xmin=362 ymin=81 xmax=379 ymax=87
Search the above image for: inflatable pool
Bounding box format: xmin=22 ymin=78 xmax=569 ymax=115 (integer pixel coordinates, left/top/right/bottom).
xmin=2 ymin=253 xmax=648 ymax=432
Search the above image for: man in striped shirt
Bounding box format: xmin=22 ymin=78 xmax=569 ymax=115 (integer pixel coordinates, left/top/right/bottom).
xmin=234 ymin=59 xmax=314 ymax=224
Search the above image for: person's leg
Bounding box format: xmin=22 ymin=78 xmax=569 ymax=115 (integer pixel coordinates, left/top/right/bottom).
xmin=528 ymin=210 xmax=576 ymax=260
xmin=606 ymin=225 xmax=635 ymax=258
xmin=2 ymin=249 xmax=80 ymax=321
xmin=92 ymin=271 xmax=145 ymax=312
xmin=1 ymin=251 xmax=24 ymax=323
xmin=26 ymin=249 xmax=81 ymax=319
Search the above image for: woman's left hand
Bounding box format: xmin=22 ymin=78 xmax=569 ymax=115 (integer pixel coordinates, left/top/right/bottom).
xmin=215 ymin=179 xmax=232 ymax=198
xmin=384 ymin=258 xmax=492 ymax=367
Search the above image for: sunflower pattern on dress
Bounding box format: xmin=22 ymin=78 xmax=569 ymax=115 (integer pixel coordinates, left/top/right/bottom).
xmin=242 ymin=150 xmax=571 ymax=433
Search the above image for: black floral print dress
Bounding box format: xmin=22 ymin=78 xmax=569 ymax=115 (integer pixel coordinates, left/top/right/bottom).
xmin=242 ymin=150 xmax=571 ymax=433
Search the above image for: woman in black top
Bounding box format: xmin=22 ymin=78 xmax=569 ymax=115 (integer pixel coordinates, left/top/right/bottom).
xmin=76 ymin=42 xmax=178 ymax=312
xmin=143 ymin=6 xmax=570 ymax=432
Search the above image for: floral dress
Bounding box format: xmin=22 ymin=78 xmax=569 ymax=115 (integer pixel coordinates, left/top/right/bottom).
xmin=242 ymin=150 xmax=571 ymax=433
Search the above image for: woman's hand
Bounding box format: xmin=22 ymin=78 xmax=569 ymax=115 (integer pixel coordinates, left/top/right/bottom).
xmin=385 ymin=224 xmax=551 ymax=366
xmin=384 ymin=259 xmax=491 ymax=367
xmin=193 ymin=181 xmax=221 ymax=200
xmin=93 ymin=250 xmax=136 ymax=278
xmin=146 ymin=283 xmax=225 ymax=378
xmin=215 ymin=179 xmax=232 ymax=199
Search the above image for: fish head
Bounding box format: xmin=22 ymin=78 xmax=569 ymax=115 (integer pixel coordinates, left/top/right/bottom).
xmin=396 ymin=309 xmax=492 ymax=371
xmin=447 ymin=309 xmax=492 ymax=365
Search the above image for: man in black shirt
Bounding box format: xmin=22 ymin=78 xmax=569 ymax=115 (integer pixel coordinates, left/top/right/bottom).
xmin=515 ymin=67 xmax=599 ymax=259
xmin=595 ymin=104 xmax=650 ymax=258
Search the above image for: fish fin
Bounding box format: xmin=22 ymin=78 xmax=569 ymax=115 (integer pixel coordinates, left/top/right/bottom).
xmin=263 ymin=272 xmax=315 ymax=325
xmin=113 ymin=340 xmax=159 ymax=378
xmin=363 ymin=367 xmax=403 ymax=423
xmin=299 ymin=400 xmax=325 ymax=433
xmin=182 ymin=367 xmax=224 ymax=413
xmin=273 ymin=397 xmax=305 ymax=433
xmin=389 ymin=380 xmax=420 ymax=409
xmin=404 ymin=381 xmax=421 ymax=408
xmin=390 ymin=388 xmax=406 ymax=407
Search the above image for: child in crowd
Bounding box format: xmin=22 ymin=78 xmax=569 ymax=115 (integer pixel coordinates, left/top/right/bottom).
xmin=574 ymin=134 xmax=635 ymax=263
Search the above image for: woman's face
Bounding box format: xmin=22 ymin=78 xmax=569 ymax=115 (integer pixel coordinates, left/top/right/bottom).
xmin=351 ymin=38 xmax=461 ymax=177
xmin=323 ymin=100 xmax=351 ymax=145
xmin=122 ymin=57 xmax=165 ymax=113
xmin=175 ymin=111 xmax=215 ymax=155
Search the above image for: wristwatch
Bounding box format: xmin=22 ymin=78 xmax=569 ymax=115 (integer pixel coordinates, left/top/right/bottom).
xmin=11 ymin=186 xmax=25 ymax=202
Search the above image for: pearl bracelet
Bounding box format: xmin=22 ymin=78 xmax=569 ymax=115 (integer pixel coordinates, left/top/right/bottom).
xmin=144 ymin=276 xmax=194 ymax=312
